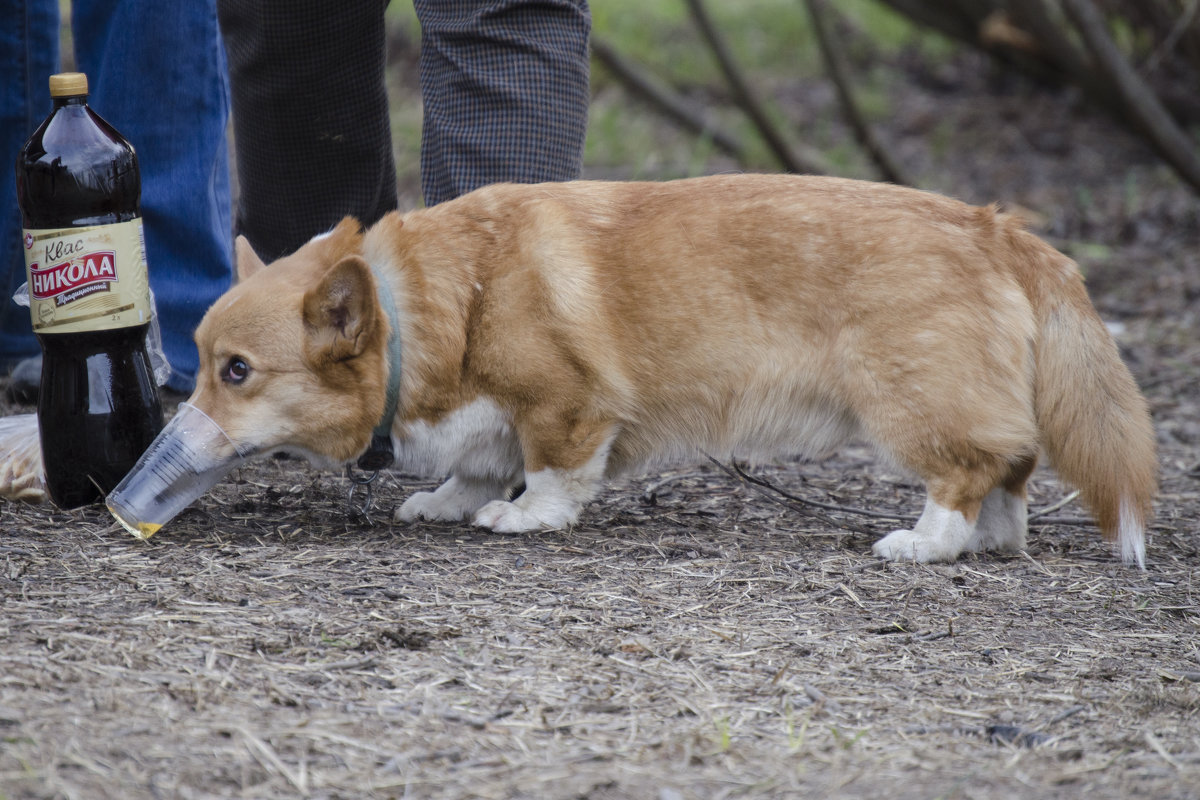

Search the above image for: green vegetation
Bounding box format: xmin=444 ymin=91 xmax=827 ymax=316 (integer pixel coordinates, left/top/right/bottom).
xmin=586 ymin=0 xmax=941 ymax=179
xmin=385 ymin=0 xmax=952 ymax=188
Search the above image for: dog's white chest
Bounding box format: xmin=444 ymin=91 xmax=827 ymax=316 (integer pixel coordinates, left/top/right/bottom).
xmin=393 ymin=397 xmax=522 ymax=480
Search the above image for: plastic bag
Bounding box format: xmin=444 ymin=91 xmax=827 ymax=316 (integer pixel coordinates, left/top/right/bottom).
xmin=0 ymin=414 xmax=45 ymax=503
xmin=12 ymin=281 xmax=171 ymax=386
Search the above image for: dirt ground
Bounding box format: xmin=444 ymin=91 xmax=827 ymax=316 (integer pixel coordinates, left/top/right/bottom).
xmin=3 ymin=48 xmax=1200 ymax=800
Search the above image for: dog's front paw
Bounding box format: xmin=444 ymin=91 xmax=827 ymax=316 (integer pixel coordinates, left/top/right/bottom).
xmin=472 ymin=500 xmax=548 ymax=533
xmin=396 ymin=490 xmax=463 ymax=523
xmin=396 ymin=475 xmax=509 ymax=523
xmin=472 ymin=495 xmax=580 ymax=533
xmin=873 ymin=529 xmax=962 ymax=563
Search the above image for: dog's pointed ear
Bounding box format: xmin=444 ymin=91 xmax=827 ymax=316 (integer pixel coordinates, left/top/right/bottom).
xmin=235 ymin=236 xmax=267 ymax=282
xmin=302 ymin=255 xmax=379 ymax=363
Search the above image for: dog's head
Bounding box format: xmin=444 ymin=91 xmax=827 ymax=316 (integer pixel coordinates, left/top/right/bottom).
xmin=189 ymin=217 xmax=391 ymax=467
xmin=107 ymin=218 xmax=396 ymax=537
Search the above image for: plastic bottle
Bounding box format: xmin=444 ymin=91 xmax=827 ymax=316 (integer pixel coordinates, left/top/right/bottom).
xmin=15 ymin=72 xmax=163 ymax=508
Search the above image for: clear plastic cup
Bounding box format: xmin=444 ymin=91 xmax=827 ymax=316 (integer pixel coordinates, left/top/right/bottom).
xmin=106 ymin=402 xmax=251 ymax=539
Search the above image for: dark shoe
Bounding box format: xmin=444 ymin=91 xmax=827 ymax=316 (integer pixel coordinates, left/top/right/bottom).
xmin=6 ymin=355 xmax=41 ymax=405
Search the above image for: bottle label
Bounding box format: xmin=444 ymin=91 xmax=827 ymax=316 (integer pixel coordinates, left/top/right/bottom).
xmin=23 ymin=219 xmax=152 ymax=333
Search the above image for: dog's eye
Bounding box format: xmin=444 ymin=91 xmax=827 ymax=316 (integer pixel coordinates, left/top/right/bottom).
xmin=223 ymin=357 xmax=250 ymax=384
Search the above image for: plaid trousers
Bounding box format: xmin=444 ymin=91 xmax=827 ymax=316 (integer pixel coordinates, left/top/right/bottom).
xmin=219 ymin=0 xmax=591 ymax=261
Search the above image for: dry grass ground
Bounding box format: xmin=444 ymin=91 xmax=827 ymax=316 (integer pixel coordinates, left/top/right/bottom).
xmin=2 ymin=445 xmax=1198 ymax=799
xmin=3 ymin=33 xmax=1200 ymax=800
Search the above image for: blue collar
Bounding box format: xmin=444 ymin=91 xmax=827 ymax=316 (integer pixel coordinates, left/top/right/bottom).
xmin=356 ymin=262 xmax=402 ymax=471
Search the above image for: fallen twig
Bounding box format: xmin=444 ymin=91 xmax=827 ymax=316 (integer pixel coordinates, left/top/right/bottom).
xmin=236 ymin=725 xmax=308 ymax=792
xmin=704 ymin=455 xmax=899 ymax=535
xmin=707 ymin=455 xmax=1097 ymax=534
xmin=1144 ymin=730 xmax=1182 ymax=770
xmin=1027 ymin=489 xmax=1081 ymax=520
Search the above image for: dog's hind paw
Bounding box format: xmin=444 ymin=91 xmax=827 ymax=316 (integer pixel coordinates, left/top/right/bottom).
xmin=872 ymin=528 xmax=963 ymax=563
xmin=966 ymin=487 xmax=1027 ymax=553
xmin=872 ymin=496 xmax=974 ymax=563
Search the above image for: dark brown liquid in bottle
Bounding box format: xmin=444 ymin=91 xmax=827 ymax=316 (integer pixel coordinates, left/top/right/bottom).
xmin=16 ymin=83 xmax=163 ymax=508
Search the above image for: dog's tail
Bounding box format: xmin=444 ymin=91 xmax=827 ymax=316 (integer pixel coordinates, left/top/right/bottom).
xmin=1015 ymin=228 xmax=1156 ymax=567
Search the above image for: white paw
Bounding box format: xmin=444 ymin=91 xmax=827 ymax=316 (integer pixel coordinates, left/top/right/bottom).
xmin=470 ymin=465 xmax=593 ymax=533
xmin=873 ymin=528 xmax=962 ymax=563
xmin=472 ymin=500 xmax=550 ymax=533
xmin=395 ymin=475 xmax=508 ymax=523
xmin=874 ymin=496 xmax=973 ymax=563
xmin=966 ymin=524 xmax=1027 ymax=553
xmin=396 ymin=490 xmax=463 ymax=523
xmin=966 ymin=487 xmax=1027 ymax=553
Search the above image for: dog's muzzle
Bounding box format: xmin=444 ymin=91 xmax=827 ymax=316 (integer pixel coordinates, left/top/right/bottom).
xmin=106 ymin=402 xmax=252 ymax=539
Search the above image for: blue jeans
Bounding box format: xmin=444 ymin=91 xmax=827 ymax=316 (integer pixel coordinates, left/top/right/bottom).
xmin=1 ymin=0 xmax=233 ymax=393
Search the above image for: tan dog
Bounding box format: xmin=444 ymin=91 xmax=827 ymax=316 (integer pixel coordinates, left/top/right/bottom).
xmin=189 ymin=175 xmax=1156 ymax=564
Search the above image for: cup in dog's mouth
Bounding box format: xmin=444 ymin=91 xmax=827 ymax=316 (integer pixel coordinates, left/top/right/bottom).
xmin=106 ymin=402 xmax=251 ymax=539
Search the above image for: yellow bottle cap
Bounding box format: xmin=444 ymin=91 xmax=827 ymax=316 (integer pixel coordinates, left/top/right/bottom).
xmin=49 ymin=72 xmax=89 ymax=98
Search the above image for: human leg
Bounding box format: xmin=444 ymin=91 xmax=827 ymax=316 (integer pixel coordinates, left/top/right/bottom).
xmin=0 ymin=0 xmax=59 ymax=371
xmin=218 ymin=0 xmax=398 ymax=262
xmin=414 ymin=0 xmax=591 ymax=205
xmin=72 ymin=0 xmax=234 ymax=393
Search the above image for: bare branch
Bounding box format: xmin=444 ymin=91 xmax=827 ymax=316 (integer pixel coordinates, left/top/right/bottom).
xmin=1004 ymin=0 xmax=1099 ymax=89
xmin=802 ymin=0 xmax=915 ymax=185
xmin=683 ymin=0 xmax=831 ymax=174
xmin=1061 ymin=0 xmax=1200 ymax=193
xmin=590 ymin=37 xmax=747 ymax=160
xmin=1142 ymin=0 xmax=1200 ymax=75
xmin=871 ymin=0 xmax=980 ymax=44
xmin=703 ymin=454 xmax=901 ymax=536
